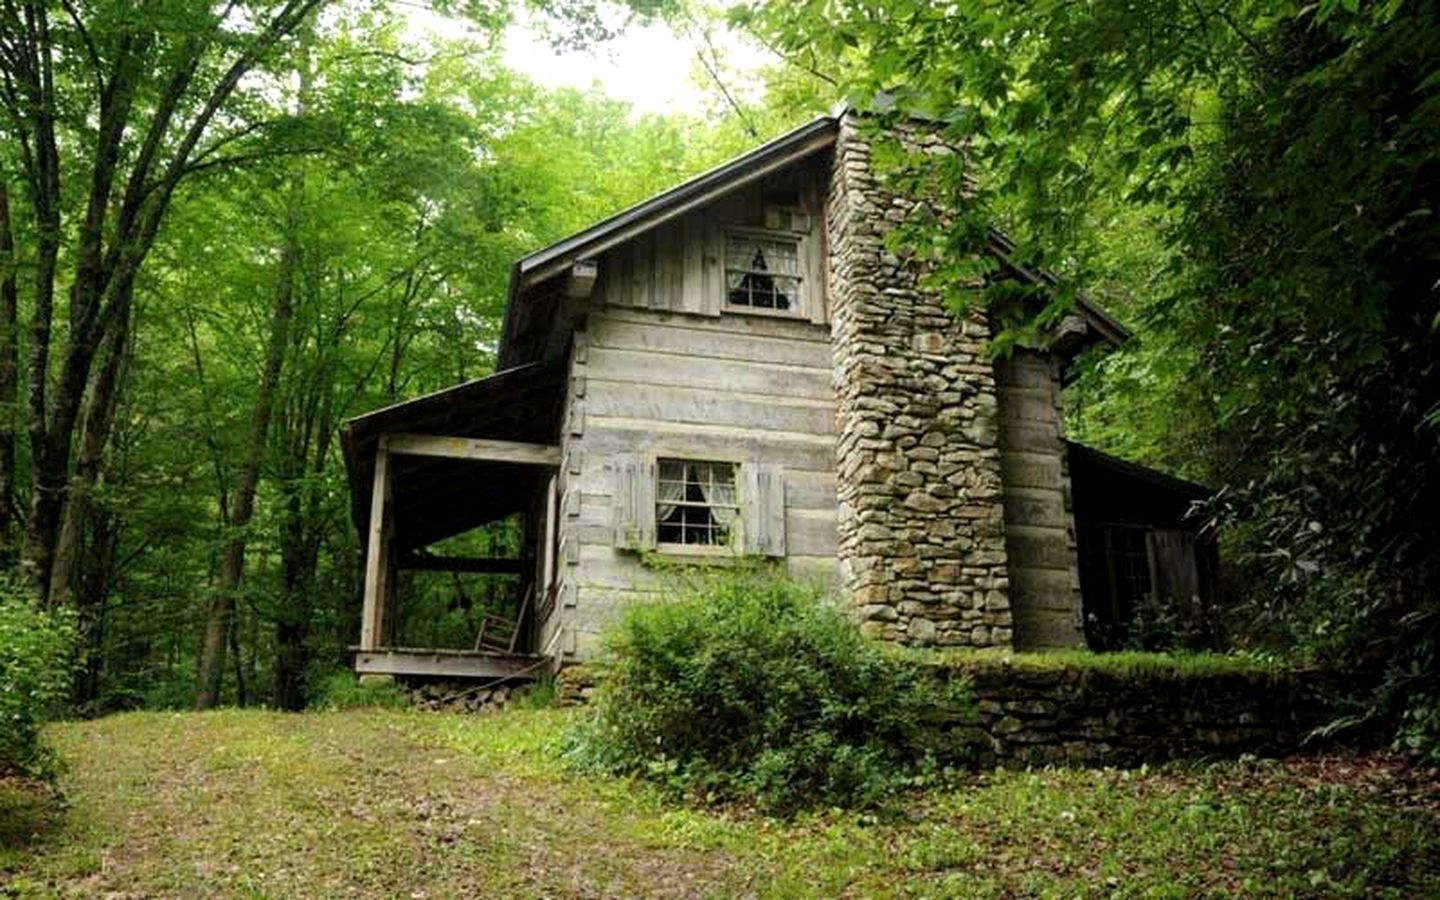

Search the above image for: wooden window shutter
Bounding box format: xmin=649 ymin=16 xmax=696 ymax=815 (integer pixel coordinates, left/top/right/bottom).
xmin=1146 ymin=530 xmax=1200 ymax=605
xmin=613 ymin=455 xmax=657 ymax=550
xmin=740 ymin=463 xmax=787 ymax=557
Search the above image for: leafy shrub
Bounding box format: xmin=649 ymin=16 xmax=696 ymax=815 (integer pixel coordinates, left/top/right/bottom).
xmin=566 ymin=565 xmax=964 ymax=813
xmin=308 ymin=670 xmax=409 ymax=711
xmin=514 ymin=676 xmax=558 ymax=710
xmin=0 ymin=588 xmax=76 ymax=777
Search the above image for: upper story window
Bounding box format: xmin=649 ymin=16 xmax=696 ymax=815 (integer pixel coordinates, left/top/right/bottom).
xmin=725 ymin=232 xmax=801 ymax=313
xmin=656 ymin=458 xmax=738 ymax=547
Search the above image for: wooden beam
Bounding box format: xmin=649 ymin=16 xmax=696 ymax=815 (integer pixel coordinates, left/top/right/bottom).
xmin=386 ymin=432 xmax=560 ymax=466
xmin=353 ymin=648 xmax=545 ymax=680
xmin=398 ymin=554 xmax=525 ymax=575
xmin=360 ymin=436 xmax=392 ymax=652
xmin=541 ymin=474 xmax=558 ymax=592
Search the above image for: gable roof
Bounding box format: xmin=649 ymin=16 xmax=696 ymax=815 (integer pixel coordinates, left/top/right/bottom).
xmin=502 ymin=112 xmax=1130 ymax=363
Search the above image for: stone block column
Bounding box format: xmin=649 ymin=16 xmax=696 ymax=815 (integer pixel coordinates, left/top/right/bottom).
xmin=827 ymin=114 xmax=1012 ymax=648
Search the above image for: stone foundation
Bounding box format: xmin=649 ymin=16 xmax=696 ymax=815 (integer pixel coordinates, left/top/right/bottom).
xmin=929 ymin=661 xmax=1348 ymax=768
xmin=828 ymin=113 xmax=1011 ymax=648
xmin=398 ymin=678 xmax=532 ymax=713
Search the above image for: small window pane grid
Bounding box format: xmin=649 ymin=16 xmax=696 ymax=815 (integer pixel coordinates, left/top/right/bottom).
xmin=726 ymin=234 xmax=800 ymax=312
xmin=656 ymin=459 xmax=738 ymax=547
xmin=1109 ymin=527 xmax=1153 ymax=616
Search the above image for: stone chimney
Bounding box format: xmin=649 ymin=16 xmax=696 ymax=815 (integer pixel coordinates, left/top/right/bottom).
xmin=826 ymin=113 xmax=1013 ymax=648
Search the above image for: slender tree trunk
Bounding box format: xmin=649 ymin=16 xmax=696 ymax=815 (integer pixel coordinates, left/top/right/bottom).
xmin=48 ymin=293 xmax=131 ymax=608
xmin=195 ymin=179 xmax=300 ymax=710
xmin=0 ymin=183 xmax=18 ymax=552
xmin=2 ymin=0 xmax=324 ymax=600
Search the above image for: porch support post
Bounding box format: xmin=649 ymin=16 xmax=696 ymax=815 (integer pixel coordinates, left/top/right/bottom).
xmin=361 ymin=435 xmax=393 ymax=651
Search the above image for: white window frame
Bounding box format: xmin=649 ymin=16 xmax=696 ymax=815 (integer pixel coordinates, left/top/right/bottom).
xmin=722 ymin=228 xmax=806 ymax=320
xmin=654 ymin=457 xmax=740 ymax=554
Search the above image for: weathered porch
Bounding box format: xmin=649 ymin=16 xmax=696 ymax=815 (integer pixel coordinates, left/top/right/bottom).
xmin=340 ymin=359 xmax=568 ymax=679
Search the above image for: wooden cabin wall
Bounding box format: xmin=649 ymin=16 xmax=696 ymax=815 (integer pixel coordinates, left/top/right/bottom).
xmin=995 ymin=349 xmax=1085 ymax=650
xmin=532 ymin=160 xmax=841 ymax=660
xmin=544 ymin=306 xmax=841 ymax=659
xmin=597 ymin=159 xmax=829 ymax=324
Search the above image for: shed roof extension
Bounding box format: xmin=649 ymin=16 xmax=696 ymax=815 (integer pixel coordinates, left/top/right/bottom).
xmin=340 ymin=358 xmax=568 ymax=549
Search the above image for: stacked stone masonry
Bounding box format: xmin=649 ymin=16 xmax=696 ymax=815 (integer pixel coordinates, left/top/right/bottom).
xmin=827 ymin=114 xmax=1012 ymax=648
xmin=931 ymin=663 xmax=1346 ymax=768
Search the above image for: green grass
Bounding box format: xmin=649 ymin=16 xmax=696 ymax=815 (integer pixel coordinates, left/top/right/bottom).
xmin=1 ymin=708 xmax=1436 ymax=898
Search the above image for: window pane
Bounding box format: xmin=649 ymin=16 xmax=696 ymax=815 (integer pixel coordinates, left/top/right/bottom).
xmin=655 ymin=458 xmax=737 ymax=546
xmin=725 ymin=234 xmax=800 ymax=312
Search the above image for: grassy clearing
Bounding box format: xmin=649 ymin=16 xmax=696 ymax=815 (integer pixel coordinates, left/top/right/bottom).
xmin=1 ymin=708 xmax=1436 ymax=898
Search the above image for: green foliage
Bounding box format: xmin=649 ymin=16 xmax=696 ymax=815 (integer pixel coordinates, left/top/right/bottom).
xmin=741 ymin=0 xmax=1440 ymax=756
xmin=308 ymin=671 xmax=410 ymax=711
xmin=0 ymin=587 xmax=76 ymax=777
xmin=514 ymin=676 xmax=558 ymax=710
xmin=930 ymin=647 xmax=1284 ymax=681
xmin=566 ymin=566 xmax=964 ymax=812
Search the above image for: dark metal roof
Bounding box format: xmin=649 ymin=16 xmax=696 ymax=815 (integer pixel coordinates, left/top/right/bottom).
xmin=1067 ymin=440 xmax=1211 ymax=500
xmin=340 ymin=359 xmax=568 ymax=550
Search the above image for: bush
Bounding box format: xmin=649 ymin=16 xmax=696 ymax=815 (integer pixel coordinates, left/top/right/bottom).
xmin=0 ymin=588 xmax=76 ymax=777
xmin=308 ymin=670 xmax=410 ymax=711
xmin=566 ymin=565 xmax=963 ymax=813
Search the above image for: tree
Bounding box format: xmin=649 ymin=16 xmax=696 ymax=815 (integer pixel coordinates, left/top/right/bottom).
xmin=0 ymin=0 xmax=326 ymax=604
xmin=738 ymin=0 xmax=1440 ymax=751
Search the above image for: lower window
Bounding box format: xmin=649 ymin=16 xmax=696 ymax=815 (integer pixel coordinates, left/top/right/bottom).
xmin=656 ymin=459 xmax=738 ymax=546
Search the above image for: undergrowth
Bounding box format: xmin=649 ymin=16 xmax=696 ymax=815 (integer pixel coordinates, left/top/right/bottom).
xmin=564 ymin=564 xmax=966 ymax=813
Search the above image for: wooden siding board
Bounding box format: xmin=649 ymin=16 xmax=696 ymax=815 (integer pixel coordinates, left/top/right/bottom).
xmin=585 ymin=345 xmax=833 ymax=401
xmin=582 ymin=418 xmax=837 ymax=472
xmin=589 ymin=317 xmax=832 ymax=368
xmin=584 ymin=380 xmax=837 ymax=436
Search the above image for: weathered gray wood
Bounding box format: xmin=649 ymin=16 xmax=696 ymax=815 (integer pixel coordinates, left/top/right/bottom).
xmin=998 ymin=348 xmax=1083 ymax=650
xmin=387 ymin=433 xmax=561 ymax=466
xmin=598 ymin=303 xmax=831 ymax=339
xmin=612 ymin=454 xmax=656 ymax=549
xmin=740 ymin=463 xmax=787 ymax=557
xmin=586 ymin=345 xmax=834 ymax=401
xmin=581 ymin=419 xmax=837 ymax=473
xmin=1003 ymin=524 xmax=1075 ymax=571
xmin=360 ymin=436 xmax=391 ymax=652
xmin=1004 ymin=487 xmax=1067 ymax=528
xmin=679 ymin=212 xmax=708 ymax=316
xmin=542 ymin=474 xmax=558 ymax=590
xmin=589 ymin=315 xmax=833 ymax=368
xmin=1000 ymin=450 xmax=1065 ymax=492
xmin=585 ymin=381 xmax=836 ymax=436
xmin=354 ymin=648 xmax=545 ymax=679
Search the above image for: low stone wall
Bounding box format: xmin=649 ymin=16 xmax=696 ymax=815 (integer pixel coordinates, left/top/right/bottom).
xmin=927 ymin=660 xmax=1350 ymax=768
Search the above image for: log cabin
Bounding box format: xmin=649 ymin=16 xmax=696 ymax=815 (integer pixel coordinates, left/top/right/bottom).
xmin=339 ymin=110 xmax=1217 ymax=680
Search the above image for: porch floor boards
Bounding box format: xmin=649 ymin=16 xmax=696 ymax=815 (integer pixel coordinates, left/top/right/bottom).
xmin=352 ymin=646 xmax=549 ymax=680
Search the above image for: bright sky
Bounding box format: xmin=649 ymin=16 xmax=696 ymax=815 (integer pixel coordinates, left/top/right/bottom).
xmin=401 ymin=4 xmax=771 ymax=115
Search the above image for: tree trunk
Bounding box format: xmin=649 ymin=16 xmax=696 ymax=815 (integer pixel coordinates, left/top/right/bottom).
xmin=0 ymin=183 xmax=18 ymax=553
xmin=47 ymin=291 xmax=131 ymax=608
xmin=194 ymin=186 xmax=300 ymax=710
xmin=2 ymin=0 xmax=325 ymax=600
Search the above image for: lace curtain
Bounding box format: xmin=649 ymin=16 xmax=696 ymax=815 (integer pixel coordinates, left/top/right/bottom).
xmin=656 ymin=460 xmax=688 ymax=522
xmin=696 ymin=463 xmax=738 ymax=527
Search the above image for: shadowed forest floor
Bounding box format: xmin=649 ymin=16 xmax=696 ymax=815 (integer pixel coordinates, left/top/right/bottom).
xmin=1 ymin=708 xmax=1437 ymax=898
